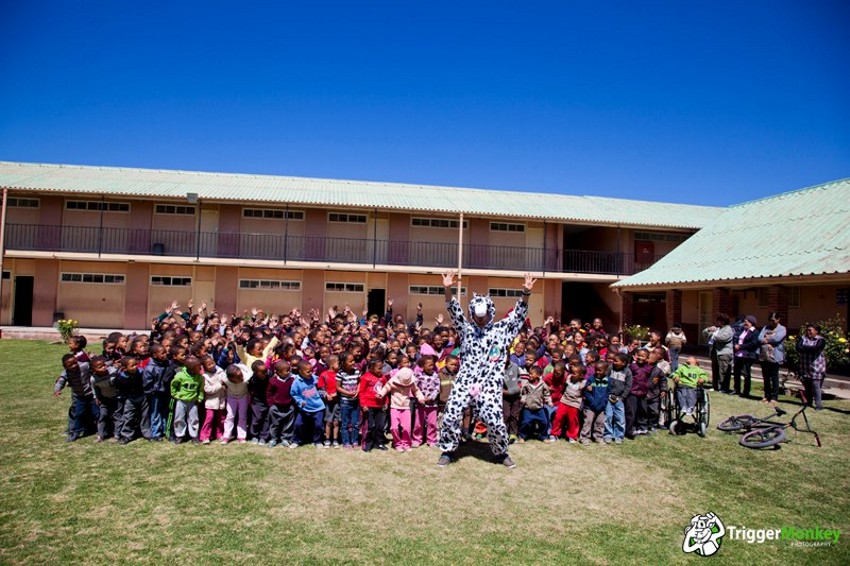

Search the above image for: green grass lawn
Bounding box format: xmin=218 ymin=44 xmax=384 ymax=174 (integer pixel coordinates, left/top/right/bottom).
xmin=1 ymin=340 xmax=849 ymax=565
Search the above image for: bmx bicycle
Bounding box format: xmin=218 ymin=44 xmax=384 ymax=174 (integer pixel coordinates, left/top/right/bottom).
xmin=716 ymin=392 xmax=821 ymax=449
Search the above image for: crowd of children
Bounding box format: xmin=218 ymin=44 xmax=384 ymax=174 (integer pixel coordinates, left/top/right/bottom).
xmin=55 ymin=302 xmax=710 ymax=452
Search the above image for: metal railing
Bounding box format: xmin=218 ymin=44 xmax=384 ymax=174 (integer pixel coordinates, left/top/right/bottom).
xmin=4 ymin=223 xmax=665 ymax=275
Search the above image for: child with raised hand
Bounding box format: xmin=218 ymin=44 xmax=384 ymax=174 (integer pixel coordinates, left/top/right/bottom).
xmin=222 ymin=365 xmax=250 ymax=444
xmin=413 ymin=355 xmax=440 ymax=448
xmin=290 ymin=360 xmax=326 ymax=448
xmin=604 ymin=352 xmax=632 ymax=445
xmin=358 ymin=358 xmax=389 ymax=452
xmin=581 ymin=360 xmax=609 ymax=445
xmin=519 ymin=365 xmax=553 ymax=442
xmin=170 ymin=356 xmax=204 ymax=444
xmin=248 ymin=359 xmax=272 ymax=444
xmin=336 ymin=352 xmax=361 ymax=449
xmin=318 ymin=355 xmax=341 ymax=447
xmin=54 ymin=354 xmax=98 ymax=442
xmin=113 ymin=356 xmax=149 ymax=444
xmin=200 ymin=354 xmax=226 ymax=444
xmin=378 ymin=367 xmax=425 ymax=452
xmin=266 ymin=359 xmax=295 ymax=448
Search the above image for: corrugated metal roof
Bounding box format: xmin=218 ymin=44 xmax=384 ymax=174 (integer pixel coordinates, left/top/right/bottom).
xmin=0 ymin=161 xmax=719 ymax=230
xmin=612 ymin=178 xmax=850 ymax=288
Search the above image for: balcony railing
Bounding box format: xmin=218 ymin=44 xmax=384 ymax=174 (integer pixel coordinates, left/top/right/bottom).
xmin=4 ymin=224 xmax=663 ymax=275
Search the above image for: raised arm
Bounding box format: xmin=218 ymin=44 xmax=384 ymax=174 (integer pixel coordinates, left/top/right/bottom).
xmin=442 ymin=270 xmax=466 ymax=328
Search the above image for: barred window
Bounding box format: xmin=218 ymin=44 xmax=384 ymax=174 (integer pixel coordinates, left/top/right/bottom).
xmin=243 ymin=208 xmax=304 ymax=220
xmin=66 ymin=200 xmax=130 ymax=212
xmin=409 ymin=285 xmax=466 ymax=296
xmin=488 ymin=288 xmax=524 ymax=298
xmin=8 ymin=197 xmax=39 ymax=208
xmin=155 ymin=204 xmax=196 ymax=215
xmin=239 ymin=279 xmax=301 ymax=291
xmin=634 ymin=231 xmax=690 ymax=243
xmin=325 ymin=282 xmax=365 ymax=292
xmin=61 ymin=272 xmax=125 ymax=284
xmin=328 ymin=212 xmax=367 ymax=224
xmin=490 ymin=222 xmax=525 ymax=233
xmin=151 ymin=276 xmax=192 ymax=286
xmin=411 ymin=217 xmax=467 ymax=229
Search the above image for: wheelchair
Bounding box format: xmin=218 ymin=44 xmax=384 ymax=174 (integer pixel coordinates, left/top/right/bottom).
xmin=668 ymin=383 xmax=711 ymax=437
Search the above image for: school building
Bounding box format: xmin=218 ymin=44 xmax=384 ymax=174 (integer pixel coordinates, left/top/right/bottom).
xmin=612 ymin=178 xmax=850 ymax=343
xmin=0 ymin=161 xmax=721 ymax=331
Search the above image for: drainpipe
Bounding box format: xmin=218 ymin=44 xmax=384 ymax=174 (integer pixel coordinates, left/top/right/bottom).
xmin=456 ymin=213 xmax=464 ymax=298
xmin=98 ymin=194 xmax=104 ymax=257
xmin=372 ymin=208 xmax=378 ymax=268
xmin=283 ymin=204 xmax=289 ymax=265
xmin=0 ymin=188 xmax=7 ymax=326
xmin=543 ymin=220 xmax=547 ymax=275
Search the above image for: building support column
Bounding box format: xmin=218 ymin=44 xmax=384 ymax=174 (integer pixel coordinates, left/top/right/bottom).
xmin=712 ymin=287 xmax=731 ymax=317
xmin=666 ymin=289 xmax=682 ymax=331
xmin=621 ymin=291 xmax=634 ymax=328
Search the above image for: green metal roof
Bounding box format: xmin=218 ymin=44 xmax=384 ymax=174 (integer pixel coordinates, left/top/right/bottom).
xmin=612 ymin=178 xmax=850 ymax=288
xmin=0 ymin=161 xmax=719 ymax=230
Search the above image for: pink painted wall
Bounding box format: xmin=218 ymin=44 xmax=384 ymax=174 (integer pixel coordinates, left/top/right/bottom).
xmin=386 ymin=272 xmax=409 ymax=318
xmin=33 ymin=259 xmax=59 ymax=325
xmin=124 ymin=262 xmax=150 ymax=329
xmin=301 ymin=269 xmax=324 ymax=314
xmin=215 ymin=266 xmax=238 ymax=316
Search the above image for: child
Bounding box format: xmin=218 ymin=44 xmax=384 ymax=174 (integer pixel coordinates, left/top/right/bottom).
xmin=413 ymin=355 xmax=440 ymax=448
xmin=170 ymin=356 xmax=204 ymax=444
xmin=665 ymin=324 xmax=687 ymax=372
xmin=68 ymin=335 xmax=90 ymax=363
xmin=318 ymin=355 xmax=340 ymax=447
xmin=113 ymin=356 xmax=149 ymax=444
xmin=559 ymin=363 xmax=585 ymax=443
xmin=672 ymin=357 xmax=708 ymax=419
xmin=142 ymin=344 xmax=170 ymax=441
xmin=581 ymin=360 xmax=609 ymax=445
xmin=266 ymin=359 xmax=295 ymax=448
xmin=336 ymin=352 xmax=361 ymax=449
xmin=519 ymin=365 xmax=553 ymax=442
xmin=379 ymin=367 xmax=425 ymax=451
xmin=646 ymin=348 xmax=669 ymax=432
xmin=626 ymin=349 xmax=652 ymax=438
xmin=604 ymin=352 xmax=633 ymax=444
xmin=89 ymin=355 xmax=120 ymax=442
xmin=200 ymin=355 xmax=226 ymax=444
xmin=290 ymin=361 xmax=326 ymax=447
xmin=544 ymin=361 xmax=568 ymax=442
xmin=358 ymin=358 xmax=388 ymax=452
xmin=53 ymin=354 xmax=98 ymax=441
xmin=502 ymin=358 xmax=523 ymax=444
xmin=248 ymin=359 xmax=272 ymax=444
xmin=438 ymin=355 xmax=463 ymax=432
xmin=222 ymin=365 xmax=250 ymax=443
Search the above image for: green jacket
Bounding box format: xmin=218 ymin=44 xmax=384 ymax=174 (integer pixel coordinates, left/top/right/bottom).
xmin=171 ymin=367 xmax=203 ymax=402
xmin=672 ymin=363 xmax=708 ymax=389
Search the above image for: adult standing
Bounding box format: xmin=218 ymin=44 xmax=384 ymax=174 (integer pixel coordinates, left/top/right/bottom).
xmin=437 ymin=271 xmax=535 ymax=468
xmin=796 ymin=324 xmax=827 ymax=410
xmin=758 ymin=312 xmax=786 ymax=405
xmin=731 ymin=315 xmax=760 ymax=398
xmin=705 ymin=314 xmax=734 ymax=392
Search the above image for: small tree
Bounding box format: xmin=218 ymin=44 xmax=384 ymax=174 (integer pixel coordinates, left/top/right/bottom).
xmin=56 ymin=319 xmax=79 ymax=343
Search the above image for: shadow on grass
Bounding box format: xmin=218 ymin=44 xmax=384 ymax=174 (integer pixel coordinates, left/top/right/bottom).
xmin=453 ymin=438 xmax=509 ymax=465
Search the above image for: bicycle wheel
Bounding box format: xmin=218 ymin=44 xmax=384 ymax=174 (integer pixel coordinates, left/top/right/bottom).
xmin=739 ymin=427 xmax=786 ymax=449
xmin=717 ymin=414 xmax=756 ymax=432
xmin=698 ymin=393 xmax=711 ymax=437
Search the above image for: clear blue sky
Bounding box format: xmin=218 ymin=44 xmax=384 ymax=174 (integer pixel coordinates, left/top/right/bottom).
xmin=1 ymin=1 xmax=848 ymax=206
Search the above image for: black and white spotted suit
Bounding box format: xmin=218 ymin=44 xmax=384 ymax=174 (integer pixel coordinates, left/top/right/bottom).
xmin=438 ymin=294 xmax=528 ymax=456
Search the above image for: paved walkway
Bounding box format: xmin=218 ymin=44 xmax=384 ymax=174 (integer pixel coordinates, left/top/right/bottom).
xmin=4 ymin=325 xmax=849 ymax=399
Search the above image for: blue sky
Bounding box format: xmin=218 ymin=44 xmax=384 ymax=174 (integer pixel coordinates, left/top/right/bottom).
xmin=1 ymin=1 xmax=848 ymax=206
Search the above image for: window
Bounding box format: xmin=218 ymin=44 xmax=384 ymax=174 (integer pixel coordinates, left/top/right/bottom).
xmin=325 ymin=282 xmax=365 ymax=292
xmin=239 ymin=279 xmax=301 ymax=291
xmin=2 ymin=271 xmax=10 ymax=280
xmin=409 ymin=285 xmax=466 ymax=296
xmin=66 ymin=200 xmax=130 ymax=212
xmin=242 ymin=208 xmax=304 ymax=220
xmin=411 ymin=217 xmax=467 ymax=229
xmin=155 ymin=204 xmax=196 ymax=215
xmin=490 ymin=222 xmax=525 ymax=233
xmin=488 ymin=288 xmax=524 ymax=298
xmin=60 ymin=272 xmax=125 ymax=284
xmin=788 ymin=286 xmax=801 ymax=309
xmin=756 ymin=288 xmax=768 ymax=308
xmin=633 ymin=231 xmax=690 ymax=243
xmin=8 ymin=197 xmax=39 ymax=208
xmin=328 ymin=212 xmax=367 ymax=224
xmin=151 ymin=276 xmax=192 ymax=286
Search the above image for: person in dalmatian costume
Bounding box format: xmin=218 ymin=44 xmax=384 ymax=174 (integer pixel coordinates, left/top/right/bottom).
xmin=437 ymin=270 xmax=536 ymax=468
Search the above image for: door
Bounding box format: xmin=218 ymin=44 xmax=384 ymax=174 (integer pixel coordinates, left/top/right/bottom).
xmin=367 ymin=288 xmax=386 ymax=318
xmin=13 ymin=275 xmax=34 ymax=326
xmin=634 ymin=240 xmax=655 ymax=272
xmin=200 ymin=208 xmax=219 ymax=257
xmin=698 ymin=291 xmax=712 ymax=345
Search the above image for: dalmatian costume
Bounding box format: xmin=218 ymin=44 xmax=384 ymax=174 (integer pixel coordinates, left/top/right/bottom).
xmin=438 ymin=292 xmax=528 ymax=457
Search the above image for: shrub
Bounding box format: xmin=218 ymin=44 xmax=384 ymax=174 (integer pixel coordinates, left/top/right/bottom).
xmin=56 ymin=319 xmax=79 ymax=343
xmin=784 ymin=314 xmax=849 ymax=373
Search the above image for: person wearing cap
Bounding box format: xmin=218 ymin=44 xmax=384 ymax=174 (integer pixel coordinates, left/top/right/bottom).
xmin=436 ymin=270 xmax=537 ymax=469
xmin=377 ymin=367 xmax=425 ymax=451
xmin=732 ymin=315 xmax=761 ymax=398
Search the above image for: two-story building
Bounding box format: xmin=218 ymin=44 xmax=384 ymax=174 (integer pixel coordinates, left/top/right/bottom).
xmin=0 ymin=161 xmax=718 ymax=330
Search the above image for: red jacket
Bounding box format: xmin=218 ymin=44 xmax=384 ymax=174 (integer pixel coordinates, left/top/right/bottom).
xmin=544 ymin=371 xmax=567 ymax=404
xmin=358 ymin=371 xmax=387 ymax=409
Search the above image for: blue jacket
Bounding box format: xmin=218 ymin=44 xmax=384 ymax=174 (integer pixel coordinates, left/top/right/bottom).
xmin=113 ymin=368 xmax=145 ymax=399
xmin=583 ymin=374 xmax=609 ymax=412
xmin=142 ymin=358 xmax=169 ymax=395
xmin=290 ymin=375 xmax=326 ymax=413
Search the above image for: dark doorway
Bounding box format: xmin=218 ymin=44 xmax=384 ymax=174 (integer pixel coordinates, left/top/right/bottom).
xmin=13 ymin=275 xmax=34 ymax=326
xmin=633 ymin=293 xmax=667 ymax=333
xmin=561 ymin=282 xmax=617 ymax=332
xmin=367 ymin=288 xmax=386 ymax=319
